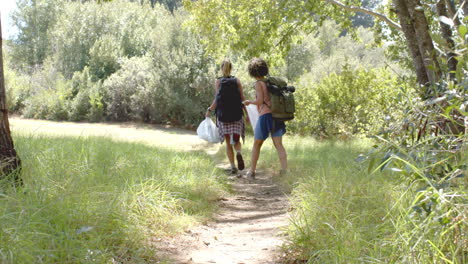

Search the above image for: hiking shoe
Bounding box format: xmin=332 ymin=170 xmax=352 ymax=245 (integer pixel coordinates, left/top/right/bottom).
xmin=279 ymin=169 xmax=288 ymax=176
xmin=236 ymin=153 xmax=245 ymax=171
xmin=230 ymin=167 xmax=238 ymax=174
xmin=246 ymin=170 xmax=255 ymax=179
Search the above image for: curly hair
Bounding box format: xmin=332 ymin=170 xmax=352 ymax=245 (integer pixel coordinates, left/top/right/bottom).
xmin=248 ymin=57 xmax=269 ymax=78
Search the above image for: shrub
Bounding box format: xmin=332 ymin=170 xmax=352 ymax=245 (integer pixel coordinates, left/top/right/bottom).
xmin=4 ymin=65 xmax=31 ymax=113
xmin=21 ymin=60 xmax=72 ymax=120
xmin=88 ymin=35 xmax=123 ymax=81
xmin=290 ymin=65 xmax=414 ymax=137
xmin=68 ymin=68 xmax=93 ymax=121
xmin=103 ymin=56 xmax=155 ymax=121
xmin=361 ymin=75 xmax=467 ymax=263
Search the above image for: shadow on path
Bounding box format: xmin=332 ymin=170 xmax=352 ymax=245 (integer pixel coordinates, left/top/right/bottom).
xmin=155 ymin=170 xmax=291 ymax=264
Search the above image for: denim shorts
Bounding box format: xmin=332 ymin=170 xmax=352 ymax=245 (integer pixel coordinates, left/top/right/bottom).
xmin=254 ymin=113 xmax=286 ymax=140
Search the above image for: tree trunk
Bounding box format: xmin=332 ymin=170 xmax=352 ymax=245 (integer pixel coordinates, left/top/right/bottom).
xmin=0 ymin=16 xmax=21 ymax=179
xmin=393 ymin=0 xmax=430 ymax=85
xmin=392 ymin=0 xmax=443 ymax=88
xmin=437 ymin=0 xmax=458 ymax=81
xmin=406 ymin=0 xmax=442 ymax=84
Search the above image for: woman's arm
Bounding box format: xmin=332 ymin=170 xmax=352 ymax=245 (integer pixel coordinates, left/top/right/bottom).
xmin=243 ymin=81 xmax=264 ymax=106
xmin=206 ymin=79 xmax=220 ymax=116
xmin=237 ymin=79 xmax=246 ymax=102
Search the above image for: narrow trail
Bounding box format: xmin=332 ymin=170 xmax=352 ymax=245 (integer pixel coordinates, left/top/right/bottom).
xmin=10 ymin=117 xmax=291 ymax=264
xmin=156 ymin=170 xmax=290 ymax=264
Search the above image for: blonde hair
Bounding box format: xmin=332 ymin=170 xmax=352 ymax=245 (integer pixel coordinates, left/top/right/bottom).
xmin=221 ymin=59 xmax=232 ymax=77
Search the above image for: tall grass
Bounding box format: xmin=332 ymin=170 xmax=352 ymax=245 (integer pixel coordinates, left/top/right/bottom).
xmin=0 ymin=135 xmax=228 ymax=263
xmin=257 ymin=136 xmax=466 ymax=263
xmin=266 ymin=137 xmax=398 ymax=263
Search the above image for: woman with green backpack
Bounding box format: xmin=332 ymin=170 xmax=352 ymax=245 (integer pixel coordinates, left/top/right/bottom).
xmin=243 ymin=57 xmax=288 ymax=179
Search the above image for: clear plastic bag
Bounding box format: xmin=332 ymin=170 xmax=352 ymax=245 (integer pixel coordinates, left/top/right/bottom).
xmin=246 ymin=104 xmax=259 ymax=132
xmin=197 ymin=117 xmax=220 ymax=143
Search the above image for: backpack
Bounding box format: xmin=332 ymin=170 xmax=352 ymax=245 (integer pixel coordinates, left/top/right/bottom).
xmin=261 ymin=76 xmax=296 ymax=121
xmin=215 ymin=76 xmax=243 ymax=122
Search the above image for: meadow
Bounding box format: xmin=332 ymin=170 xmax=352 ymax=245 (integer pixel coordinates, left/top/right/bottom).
xmin=1 ymin=121 xmax=466 ymax=263
xmin=1 ymin=130 xmax=228 ymax=263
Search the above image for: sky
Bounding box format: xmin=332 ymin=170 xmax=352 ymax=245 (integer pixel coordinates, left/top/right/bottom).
xmin=0 ymin=0 xmax=17 ymax=39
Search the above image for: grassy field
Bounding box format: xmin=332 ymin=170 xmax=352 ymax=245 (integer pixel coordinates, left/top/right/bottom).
xmin=1 ymin=120 xmax=465 ymax=263
xmin=259 ymin=136 xmax=466 ymax=264
xmin=0 ymin=133 xmax=229 ymax=263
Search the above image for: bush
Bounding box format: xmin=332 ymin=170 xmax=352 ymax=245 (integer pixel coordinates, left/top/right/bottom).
xmin=289 ymin=65 xmax=414 ymax=137
xmin=21 ymin=60 xmax=72 ymax=120
xmin=362 ymin=76 xmax=467 ymax=263
xmin=68 ymin=68 xmax=93 ymax=121
xmin=4 ymin=65 xmax=31 ymax=113
xmin=88 ymin=35 xmax=123 ymax=81
xmin=103 ymin=56 xmax=155 ymax=121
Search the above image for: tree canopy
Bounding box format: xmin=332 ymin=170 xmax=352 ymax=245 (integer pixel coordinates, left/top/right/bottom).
xmin=184 ymin=0 xmax=467 ymax=87
xmin=183 ymin=0 xmax=392 ymax=61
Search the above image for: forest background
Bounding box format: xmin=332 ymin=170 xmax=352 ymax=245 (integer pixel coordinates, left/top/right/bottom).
xmin=3 ymin=0 xmax=412 ymax=138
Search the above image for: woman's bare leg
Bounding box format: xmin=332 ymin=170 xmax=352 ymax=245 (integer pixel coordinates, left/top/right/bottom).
xmin=224 ymin=135 xmax=235 ymax=166
xmin=250 ymin=139 xmax=264 ymax=173
xmin=272 ymin=136 xmax=287 ymax=171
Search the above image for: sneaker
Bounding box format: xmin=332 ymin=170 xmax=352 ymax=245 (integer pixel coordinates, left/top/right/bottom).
xmin=236 ymin=153 xmax=245 ymax=171
xmin=230 ymin=167 xmax=238 ymax=174
xmin=246 ymin=170 xmax=255 ymax=179
xmin=279 ymin=169 xmax=288 ymax=176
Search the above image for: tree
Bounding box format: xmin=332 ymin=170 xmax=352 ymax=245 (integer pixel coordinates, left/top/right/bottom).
xmin=10 ymin=0 xmax=62 ymax=71
xmin=0 ymin=14 xmax=21 ymax=179
xmin=183 ymin=0 xmax=466 ymax=87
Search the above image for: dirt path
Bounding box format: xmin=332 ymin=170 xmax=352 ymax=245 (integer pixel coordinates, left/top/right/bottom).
xmin=156 ymin=170 xmax=290 ymax=264
xmin=10 ymin=117 xmax=291 ymax=264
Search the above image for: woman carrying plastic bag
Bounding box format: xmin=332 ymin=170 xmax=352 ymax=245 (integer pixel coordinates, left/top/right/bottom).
xmin=204 ymin=59 xmax=246 ymax=175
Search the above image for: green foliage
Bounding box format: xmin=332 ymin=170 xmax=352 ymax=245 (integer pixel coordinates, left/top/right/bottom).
xmin=88 ymin=35 xmax=123 ymax=81
xmin=47 ymin=0 xmax=163 ymax=79
xmin=21 ymin=60 xmax=72 ymax=120
xmin=68 ymin=67 xmax=105 ymax=122
xmin=0 ymin=134 xmax=228 ymax=263
xmin=7 ymin=0 xmax=216 ymax=126
xmin=151 ymin=0 xmax=182 ymax=13
xmin=183 ymin=0 xmax=370 ymax=62
xmin=103 ymin=56 xmax=155 ymax=121
xmin=359 ymin=74 xmax=467 ymax=263
xmin=4 ymin=64 xmax=31 ymax=112
xmin=11 ymin=0 xmax=63 ymax=70
xmin=289 ymin=65 xmax=413 ymax=137
xmin=254 ymin=137 xmax=397 ymax=263
xmin=280 ymin=21 xmax=402 ymax=83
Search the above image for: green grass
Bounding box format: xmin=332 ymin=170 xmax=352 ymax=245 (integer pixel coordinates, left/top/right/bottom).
xmin=255 ymin=136 xmax=395 ymax=263
xmin=0 ymin=135 xmax=229 ymax=264
xmin=2 ymin=131 xmax=465 ymax=263
xmin=256 ymin=135 xmax=466 ymax=264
